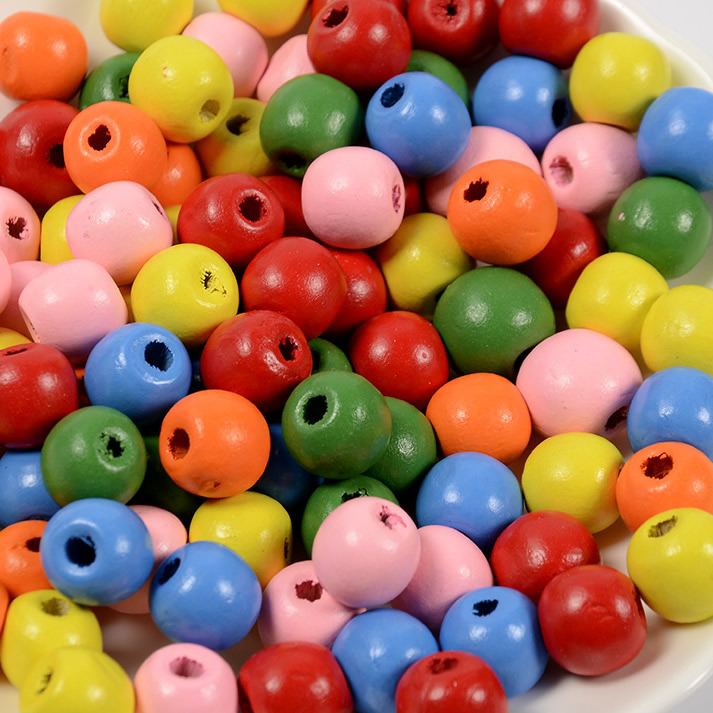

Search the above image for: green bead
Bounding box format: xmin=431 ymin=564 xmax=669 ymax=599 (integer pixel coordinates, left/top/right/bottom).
xmin=281 ymin=370 xmax=391 ymax=479
xmin=364 ymin=396 xmax=437 ymax=493
xmin=78 ymin=52 xmax=141 ymax=110
xmin=407 ymin=49 xmax=470 ymax=108
xmin=40 ymin=406 xmax=146 ymax=506
xmin=607 ymin=176 xmax=713 ymax=280
xmin=259 ymin=73 xmax=365 ymax=178
xmin=300 ymin=474 xmax=399 ymax=557
xmin=433 ymin=266 xmax=556 ymax=377
xmin=309 ymin=337 xmax=352 ymax=374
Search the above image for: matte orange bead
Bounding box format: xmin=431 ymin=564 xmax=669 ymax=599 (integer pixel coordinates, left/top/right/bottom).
xmin=0 ymin=520 xmax=52 ymax=598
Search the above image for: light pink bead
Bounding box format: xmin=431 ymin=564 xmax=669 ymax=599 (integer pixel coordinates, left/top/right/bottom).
xmin=182 ymin=12 xmax=268 ymax=98
xmin=65 ymin=181 xmax=173 ymax=286
xmin=18 ymin=258 xmax=128 ymax=363
xmin=391 ymin=525 xmax=494 ymax=632
xmin=258 ymin=559 xmax=359 ymax=648
xmin=0 ymin=186 xmax=41 ymax=263
xmin=312 ymin=496 xmax=421 ymax=609
xmin=0 ymin=260 xmax=51 ymax=337
xmin=515 ymin=327 xmax=643 ymax=440
xmin=256 ymin=34 xmax=316 ymax=103
xmin=134 ymin=642 xmax=237 ymax=713
xmin=111 ymin=505 xmax=188 ymax=615
xmin=540 ymin=122 xmax=644 ymax=216
xmin=301 ymin=146 xmax=405 ymax=249
xmin=0 ymin=249 xmax=10 ymax=313
xmin=425 ymin=126 xmax=542 ymax=216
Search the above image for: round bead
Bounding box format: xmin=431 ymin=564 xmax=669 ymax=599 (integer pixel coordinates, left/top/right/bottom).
xmin=0 ymin=261 xmax=51 ymax=336
xmin=308 ymin=337 xmax=352 ymax=374
xmin=0 ymin=520 xmax=52 ymax=597
xmin=0 ymin=450 xmax=60 ymax=526
xmin=217 ymin=0 xmax=309 ymax=37
xmin=151 ymin=141 xmax=204 ymax=208
xmin=256 ymin=34 xmax=316 ymax=104
xmin=39 ymin=196 xmax=80 ymax=265
xmin=79 ymin=52 xmax=140 ymax=109
xmin=407 ymin=49 xmax=470 ymax=107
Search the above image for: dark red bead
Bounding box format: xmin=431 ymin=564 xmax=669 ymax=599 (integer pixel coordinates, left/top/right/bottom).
xmin=260 ymin=174 xmax=313 ymax=238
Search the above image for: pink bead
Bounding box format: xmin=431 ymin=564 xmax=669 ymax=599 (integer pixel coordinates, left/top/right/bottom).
xmin=0 ymin=186 xmax=41 ymax=263
xmin=0 ymin=260 xmax=51 ymax=336
xmin=134 ymin=642 xmax=237 ymax=713
xmin=425 ymin=126 xmax=542 ymax=216
xmin=0 ymin=249 xmax=10 ymax=313
xmin=391 ymin=525 xmax=494 ymax=632
xmin=182 ymin=12 xmax=269 ymax=98
xmin=65 ymin=181 xmax=173 ymax=286
xmin=18 ymin=258 xmax=128 ymax=363
xmin=110 ymin=505 xmax=187 ymax=615
xmin=301 ymin=146 xmax=405 ymax=249
xmin=540 ymin=122 xmax=644 ymax=216
xmin=256 ymin=34 xmax=316 ymax=103
xmin=515 ymin=328 xmax=643 ymax=440
xmin=311 ymin=496 xmax=421 ymax=609
xmin=257 ymin=559 xmax=359 ymax=648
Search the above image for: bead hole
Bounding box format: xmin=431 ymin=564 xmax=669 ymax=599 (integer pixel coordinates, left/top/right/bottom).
xmin=277 ymin=151 xmax=307 ymax=172
xmin=46 ymin=143 xmax=65 ymax=169
xmin=41 ymin=597 xmax=70 ymax=616
xmin=392 ymin=183 xmax=401 ymax=212
xmin=2 ymin=346 xmax=28 ymax=356
xmin=549 ymin=155 xmax=573 ymax=185
xmin=118 ymin=73 xmax=130 ymax=100
xmin=643 ymin=452 xmax=673 ymax=479
xmin=341 ymin=487 xmax=367 ymax=502
xmin=445 ymin=1 xmax=458 ymax=16
xmin=463 ymin=179 xmax=488 ymax=202
xmin=295 ymin=579 xmax=323 ymax=601
xmin=323 ymin=5 xmax=348 ymax=27
xmin=239 ymin=195 xmax=266 ymax=223
xmin=144 ymin=340 xmax=173 ymax=372
xmin=100 ymin=432 xmax=124 ymax=459
xmin=199 ymin=99 xmax=220 ymax=123
xmin=226 ymin=114 xmax=249 ymax=135
xmin=158 ymin=557 xmax=181 ymax=584
xmin=379 ymin=505 xmax=405 ymax=529
xmin=201 ymin=269 xmax=227 ymax=295
xmin=604 ymin=404 xmax=629 ymax=430
xmin=279 ymin=337 xmax=297 ymax=361
xmin=472 ymin=599 xmax=498 ymax=616
xmin=430 ymin=656 xmax=459 ymax=674
xmin=649 ymin=515 xmax=678 ymax=538
xmin=381 ymin=83 xmax=404 ymax=108
xmin=170 ymin=656 xmax=204 ymax=678
xmin=66 ymin=535 xmax=96 ymax=567
xmin=303 ymin=395 xmax=328 ymax=424
xmin=7 ymin=216 xmax=26 ymax=239
xmin=25 ymin=537 xmax=41 ymax=552
xmin=168 ymin=428 xmax=190 ymax=459
xmin=88 ymin=124 xmax=111 ymax=151
xmin=36 ymin=668 xmax=53 ymax=695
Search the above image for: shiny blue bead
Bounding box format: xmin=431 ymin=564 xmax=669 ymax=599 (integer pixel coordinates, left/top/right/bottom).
xmin=627 ymin=366 xmax=713 ymax=459
xmin=365 ymin=71 xmax=472 ymax=178
xmin=637 ymin=87 xmax=713 ymax=192
xmin=39 ymin=497 xmax=154 ymax=606
xmin=150 ymin=540 xmax=262 ymax=651
xmin=415 ymin=451 xmax=523 ymax=552
xmin=84 ymin=322 xmax=193 ymax=426
xmin=331 ymin=608 xmax=439 ymax=713
xmin=0 ymin=449 xmax=60 ymax=526
xmin=472 ymin=55 xmax=572 ymax=154
xmin=439 ymin=585 xmax=548 ymax=698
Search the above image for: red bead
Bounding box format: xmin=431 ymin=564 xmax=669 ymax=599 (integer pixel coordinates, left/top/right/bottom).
xmin=311 ymin=0 xmax=407 ymax=20
xmin=403 ymin=176 xmax=426 ymax=216
xmin=260 ymin=174 xmax=312 ymax=238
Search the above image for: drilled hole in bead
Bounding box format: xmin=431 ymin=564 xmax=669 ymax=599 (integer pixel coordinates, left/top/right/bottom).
xmin=552 ymin=98 xmax=569 ymax=127
xmin=463 ymin=179 xmax=488 ymax=202
xmin=323 ymin=5 xmax=348 ymax=26
xmin=472 ymin=599 xmax=498 ymax=616
xmin=445 ymin=1 xmax=458 ymax=16
xmin=170 ymin=656 xmax=204 ymax=678
xmin=643 ymin=452 xmax=673 ymax=479
xmin=66 ymin=535 xmax=96 ymax=567
xmin=604 ymin=404 xmax=629 ymax=430
xmin=277 ymin=151 xmax=307 ymax=172
xmin=88 ymin=124 xmax=111 ymax=150
xmin=295 ymin=579 xmax=323 ymax=601
xmin=25 ymin=537 xmax=41 ymax=552
xmin=41 ymin=597 xmax=70 ymax=616
xmin=226 ymin=114 xmax=249 ymax=135
xmin=46 ymin=143 xmax=65 ymax=169
xmin=392 ymin=183 xmax=401 ymax=212
xmin=145 ymin=340 xmax=173 ymax=371
xmin=168 ymin=428 xmax=190 ymax=459
xmin=303 ymin=395 xmax=328 ymax=424
xmin=649 ymin=515 xmax=678 ymax=537
xmin=152 ymin=200 xmax=163 ymax=214
xmin=239 ymin=195 xmax=266 ymax=223
xmin=341 ymin=487 xmax=368 ymax=503
xmin=201 ymin=269 xmax=227 ymax=295
xmin=284 ymin=537 xmax=290 ymax=561
xmin=279 ymin=337 xmax=297 ymax=361
xmin=36 ymin=668 xmax=53 ymax=695
xmin=118 ymin=73 xmax=130 ymax=99
xmin=100 ymin=432 xmax=124 ymax=458
xmin=430 ymin=656 xmax=458 ymax=674
xmin=379 ymin=505 xmax=405 ymax=529
xmin=2 ymin=346 xmax=28 ymax=356
xmin=549 ymin=155 xmax=573 ymax=185
xmin=158 ymin=557 xmax=180 ymax=584
xmin=199 ymin=99 xmax=220 ymax=123
xmin=7 ymin=216 xmax=26 ymax=239
xmin=381 ymin=83 xmax=404 ymax=108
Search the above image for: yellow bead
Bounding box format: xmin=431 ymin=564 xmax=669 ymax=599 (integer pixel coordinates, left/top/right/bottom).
xmin=189 ymin=491 xmax=292 ymax=588
xmin=0 ymin=327 xmax=31 ymax=349
xmin=100 ymin=0 xmax=194 ymax=53
xmin=0 ymin=590 xmax=102 ymax=689
xmin=565 ymin=252 xmax=669 ymax=362
xmin=521 ymin=432 xmax=623 ymax=534
xmin=128 ymin=35 xmax=234 ymax=143
xmin=131 ymin=243 xmax=239 ymax=349
xmin=218 ymin=0 xmax=309 ymax=37
xmin=40 ymin=196 xmax=82 ymax=264
xmin=19 ymin=646 xmax=134 ymax=713
xmin=640 ymin=284 xmax=713 ymax=376
xmin=375 ymin=212 xmax=473 ymax=319
xmin=569 ymin=32 xmax=672 ymax=131
xmin=164 ymin=204 xmax=181 ymax=241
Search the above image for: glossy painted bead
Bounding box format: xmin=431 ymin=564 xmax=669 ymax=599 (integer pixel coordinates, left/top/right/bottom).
xmin=189 ymin=490 xmax=292 ymax=588
xmin=260 ymin=173 xmax=312 ymax=237
xmin=0 ymin=450 xmax=60 ymax=526
xmin=516 ymin=328 xmax=642 ymax=439
xmin=0 ymin=186 xmax=41 ymax=263
xmin=0 ymin=520 xmax=52 ymax=598
xmin=439 ymin=586 xmax=548 ymax=698
xmin=301 ymin=146 xmax=405 ymax=249
xmin=150 ymin=540 xmax=262 ymax=650
xmin=331 ymin=608 xmax=439 ymax=713
xmin=79 ymin=52 xmax=140 ymax=109
xmin=0 ymin=589 xmax=102 ymax=689
xmin=473 ymin=56 xmax=572 ymax=153
xmin=366 ymin=72 xmax=472 ymax=178
xmin=256 ymin=34 xmax=316 ymax=103
xmin=134 ymin=642 xmax=238 ymax=713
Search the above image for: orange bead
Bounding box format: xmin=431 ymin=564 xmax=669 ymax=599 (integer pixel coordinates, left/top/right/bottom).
xmin=425 ymin=372 xmax=532 ymax=464
xmin=446 ymin=159 xmax=558 ymax=265
xmin=0 ymin=11 xmax=87 ymax=101
xmin=616 ymin=441 xmax=713 ymax=533
xmin=63 ymin=100 xmax=168 ymax=194
xmin=150 ymin=142 xmax=204 ymax=208
xmin=0 ymin=582 xmax=8 ymax=633
xmin=0 ymin=520 xmax=52 ymax=598
xmin=158 ymin=389 xmax=271 ymax=498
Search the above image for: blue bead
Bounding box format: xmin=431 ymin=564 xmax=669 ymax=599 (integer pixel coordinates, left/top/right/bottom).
xmin=40 ymin=497 xmax=154 ymax=606
xmin=150 ymin=540 xmax=262 ymax=651
xmin=331 ymin=608 xmax=439 ymax=713
xmin=637 ymin=87 xmax=713 ymax=192
xmin=0 ymin=449 xmax=60 ymax=526
xmin=415 ymin=451 xmax=523 ymax=552
xmin=439 ymin=585 xmax=548 ymax=697
xmin=627 ymin=366 xmax=713 ymax=459
xmin=472 ymin=55 xmax=572 ymax=154
xmin=84 ymin=322 xmax=193 ymax=426
xmin=365 ymin=71 xmax=472 ymax=178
